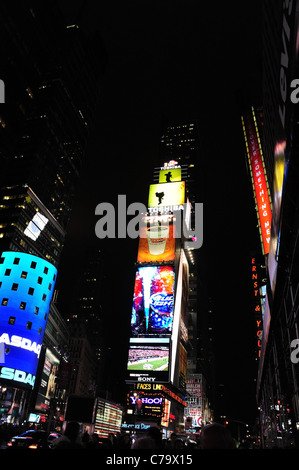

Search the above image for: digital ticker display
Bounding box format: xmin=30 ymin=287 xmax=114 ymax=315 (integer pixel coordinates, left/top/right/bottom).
xmin=130 ymin=266 xmax=175 ymax=337
xmin=0 ymin=252 xmax=57 ymax=390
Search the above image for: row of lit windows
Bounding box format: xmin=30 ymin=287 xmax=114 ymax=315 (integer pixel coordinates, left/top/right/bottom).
xmin=7 ymin=315 xmax=42 ymax=333
xmin=1 ymin=297 xmax=48 ymax=314
xmin=1 ymin=273 xmax=52 ymax=290
xmin=0 ymin=256 xmax=56 ymax=281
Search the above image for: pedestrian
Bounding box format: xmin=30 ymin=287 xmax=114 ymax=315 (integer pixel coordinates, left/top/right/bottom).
xmin=52 ymin=421 xmax=84 ymax=449
xmin=199 ymin=423 xmax=236 ymax=449
xmin=131 ymin=436 xmax=158 ymax=449
xmin=145 ymin=426 xmax=163 ymax=448
xmin=166 ymin=432 xmax=177 ymax=449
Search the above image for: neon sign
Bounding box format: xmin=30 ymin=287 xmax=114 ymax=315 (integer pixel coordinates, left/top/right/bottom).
xmin=242 ymin=108 xmax=272 ymax=255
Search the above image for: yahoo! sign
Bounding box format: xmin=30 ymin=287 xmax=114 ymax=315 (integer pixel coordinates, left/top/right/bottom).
xmin=129 ymin=395 xmax=163 ymax=405
xmin=95 ymin=196 xmax=203 ymax=250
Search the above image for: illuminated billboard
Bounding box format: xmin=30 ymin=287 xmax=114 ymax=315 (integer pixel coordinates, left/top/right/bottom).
xmin=94 ymin=399 xmax=123 ymax=438
xmin=0 ymin=252 xmax=57 ymax=390
xmin=137 ymin=215 xmax=175 ymax=263
xmin=242 ymin=108 xmax=272 ymax=255
xmin=35 ymin=348 xmax=60 ymax=411
xmin=148 ymin=182 xmax=185 ymax=209
xmin=159 ymin=168 xmax=181 ymax=183
xmin=127 ymin=343 xmax=170 ymax=383
xmin=130 ymin=266 xmax=175 ymax=337
xmin=127 ymin=391 xmax=164 ymax=418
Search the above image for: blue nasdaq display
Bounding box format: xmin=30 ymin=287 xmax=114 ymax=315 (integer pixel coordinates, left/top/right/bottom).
xmin=0 ymin=252 xmax=57 ymax=390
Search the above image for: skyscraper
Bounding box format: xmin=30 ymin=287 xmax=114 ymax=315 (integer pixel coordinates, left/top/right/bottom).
xmin=0 ymin=1 xmax=102 ymax=424
xmin=252 ymin=0 xmax=299 ymax=448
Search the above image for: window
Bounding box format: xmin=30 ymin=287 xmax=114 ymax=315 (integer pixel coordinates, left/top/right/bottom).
xmin=21 ymin=271 xmax=27 ymax=279
xmin=48 ymin=283 xmax=52 ymax=291
xmin=11 ymin=283 xmax=18 ymax=291
xmin=13 ymin=257 xmax=20 ymax=265
xmin=34 ymin=306 xmax=39 ymax=315
xmin=30 ymin=261 xmax=37 ymax=269
xmin=4 ymin=269 xmax=11 ymax=276
xmin=42 ymin=294 xmax=46 ymax=301
xmin=26 ymin=321 xmax=32 ymax=330
xmin=43 ymin=267 xmax=48 ymax=274
xmin=44 ymin=312 xmax=47 ymax=320
xmin=20 ymin=301 xmax=26 ymax=310
xmin=8 ymin=316 xmax=16 ymax=325
xmin=1 ymin=298 xmax=8 ymax=306
xmin=38 ymin=327 xmax=42 ymax=334
xmin=28 ymin=287 xmax=34 ymax=295
xmin=0 ymin=257 xmax=4 ymax=264
xmin=37 ymin=277 xmax=43 ymax=284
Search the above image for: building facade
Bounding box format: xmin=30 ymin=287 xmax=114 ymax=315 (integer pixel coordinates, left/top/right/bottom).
xmin=0 ymin=1 xmax=102 ymax=426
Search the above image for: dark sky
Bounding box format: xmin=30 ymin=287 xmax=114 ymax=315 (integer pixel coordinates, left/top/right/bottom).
xmin=56 ymin=1 xmax=263 ymax=424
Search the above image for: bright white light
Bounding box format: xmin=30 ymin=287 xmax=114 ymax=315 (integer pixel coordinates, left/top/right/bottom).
xmin=24 ymin=212 xmax=48 ymax=241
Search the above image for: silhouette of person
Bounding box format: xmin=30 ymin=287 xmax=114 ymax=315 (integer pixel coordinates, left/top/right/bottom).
xmin=52 ymin=421 xmax=84 ymax=449
xmin=199 ymin=423 xmax=235 ymax=449
xmin=155 ymin=192 xmax=164 ymax=205
xmin=165 ymin=172 xmax=172 ymax=182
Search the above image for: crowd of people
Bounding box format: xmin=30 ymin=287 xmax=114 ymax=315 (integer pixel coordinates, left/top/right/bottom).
xmin=49 ymin=422 xmax=236 ymax=450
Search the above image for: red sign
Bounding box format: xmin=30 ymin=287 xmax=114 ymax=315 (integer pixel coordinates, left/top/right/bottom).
xmin=242 ymin=109 xmax=272 ymax=255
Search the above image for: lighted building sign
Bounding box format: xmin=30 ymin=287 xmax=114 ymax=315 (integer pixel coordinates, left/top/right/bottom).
xmin=127 ymin=341 xmax=170 ymax=383
xmin=148 ymin=182 xmax=185 ymax=210
xmin=35 ymin=348 xmax=60 ymax=411
xmin=130 ymin=266 xmax=175 ymax=337
xmin=159 ymin=168 xmax=182 ymax=183
xmin=0 ymin=252 xmax=57 ymax=390
xmin=24 ymin=212 xmax=49 ymax=242
xmin=137 ymin=215 xmax=175 ymax=263
xmin=242 ymin=108 xmax=272 ymax=255
xmin=94 ymin=399 xmax=123 ymax=438
xmin=250 ymin=256 xmax=263 ymax=359
xmin=127 ymin=391 xmax=164 ymax=418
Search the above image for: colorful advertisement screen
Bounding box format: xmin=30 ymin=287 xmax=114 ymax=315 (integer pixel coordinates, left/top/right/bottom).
xmin=137 ymin=215 xmax=175 ymax=263
xmin=0 ymin=252 xmax=57 ymax=390
xmin=35 ymin=348 xmax=60 ymax=412
xmin=127 ymin=343 xmax=170 ymax=383
xmin=159 ymin=168 xmax=181 ymax=183
xmin=148 ymin=182 xmax=185 ymax=208
xmin=130 ymin=266 xmax=175 ymax=337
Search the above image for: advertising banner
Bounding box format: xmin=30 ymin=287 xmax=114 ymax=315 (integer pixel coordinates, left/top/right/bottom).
xmin=159 ymin=168 xmax=181 ymax=183
xmin=0 ymin=252 xmax=57 ymax=390
xmin=242 ymin=108 xmax=272 ymax=255
xmin=148 ymin=182 xmax=185 ymax=209
xmin=127 ymin=343 xmax=170 ymax=383
xmin=35 ymin=348 xmax=60 ymax=411
xmin=137 ymin=215 xmax=175 ymax=263
xmin=130 ymin=266 xmax=175 ymax=337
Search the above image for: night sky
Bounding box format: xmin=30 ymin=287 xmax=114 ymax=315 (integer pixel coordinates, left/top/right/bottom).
xmin=56 ymin=1 xmax=263 ymax=425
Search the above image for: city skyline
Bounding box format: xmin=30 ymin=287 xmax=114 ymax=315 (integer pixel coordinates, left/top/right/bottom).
xmin=56 ymin=0 xmax=263 ymax=427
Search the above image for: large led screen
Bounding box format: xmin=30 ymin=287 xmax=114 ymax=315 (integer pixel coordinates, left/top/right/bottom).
xmin=148 ymin=182 xmax=185 ymax=208
xmin=137 ymin=215 xmax=175 ymax=263
xmin=130 ymin=266 xmax=175 ymax=337
xmin=127 ymin=342 xmax=170 ymax=383
xmin=0 ymin=252 xmax=57 ymax=390
xmin=159 ymin=168 xmax=181 ymax=183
